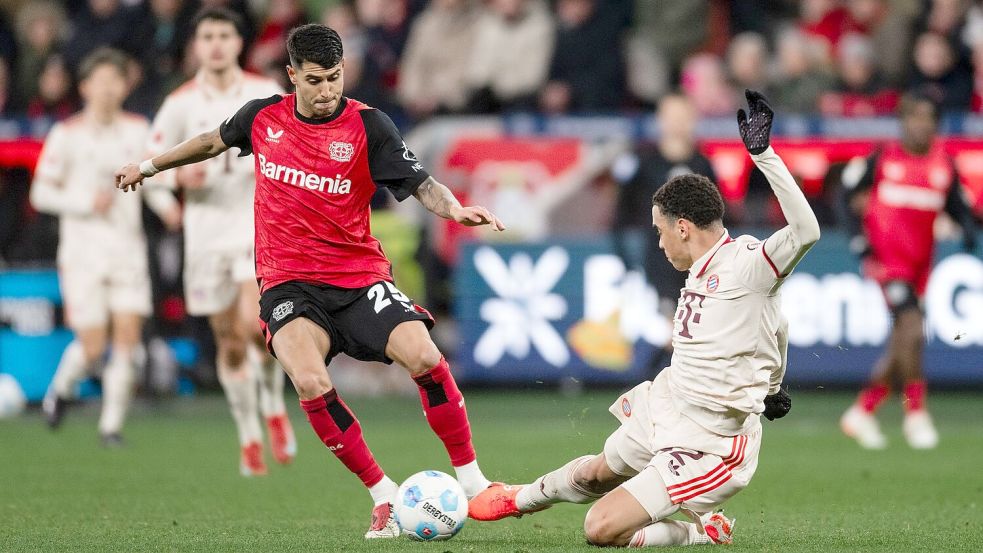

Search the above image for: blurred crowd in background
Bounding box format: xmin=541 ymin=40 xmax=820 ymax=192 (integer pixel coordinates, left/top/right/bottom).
xmin=2 ymin=0 xmax=983 ymax=121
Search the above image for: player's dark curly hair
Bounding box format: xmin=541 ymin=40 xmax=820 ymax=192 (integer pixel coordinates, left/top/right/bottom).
xmin=286 ymin=24 xmax=343 ymax=70
xmin=192 ymin=6 xmax=245 ymax=37
xmin=651 ymin=173 xmax=725 ymax=229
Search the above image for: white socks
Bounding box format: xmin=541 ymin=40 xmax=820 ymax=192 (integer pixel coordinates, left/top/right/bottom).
xmin=51 ymin=340 xmax=91 ymax=398
xmin=98 ymin=350 xmax=134 ymax=435
xmin=628 ymin=520 xmax=709 ymax=547
xmin=454 ymin=460 xmax=492 ymax=498
xmin=218 ymin=360 xmax=263 ymax=446
xmin=516 ymin=455 xmax=602 ymax=511
xmin=369 ymin=476 xmax=399 ymax=506
xmin=249 ymin=344 xmax=286 ymax=418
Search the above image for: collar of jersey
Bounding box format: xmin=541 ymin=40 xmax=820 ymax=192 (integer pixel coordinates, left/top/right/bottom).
xmin=293 ymin=96 xmax=348 ymax=125
xmin=692 ymin=229 xmax=733 ymax=278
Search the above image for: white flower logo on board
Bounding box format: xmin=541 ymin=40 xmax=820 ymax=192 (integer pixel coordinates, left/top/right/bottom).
xmin=329 ymin=141 xmax=355 ymax=162
xmin=472 ymin=246 xmax=570 ymax=367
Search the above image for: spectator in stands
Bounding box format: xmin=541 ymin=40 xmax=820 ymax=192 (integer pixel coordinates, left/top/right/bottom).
xmin=398 ymin=0 xmax=480 ymax=119
xmin=799 ymin=0 xmax=875 ymax=62
xmin=771 ymin=26 xmax=834 ymax=113
xmin=13 ymin=1 xmax=66 ymax=111
xmin=348 ymin=0 xmax=412 ymax=114
xmin=611 ymin=93 xmax=719 ymax=372
xmin=820 ymin=32 xmax=899 ymax=116
xmin=0 ymin=55 xmax=10 ymax=116
xmin=62 ymin=0 xmax=147 ymax=73
xmin=26 ymin=54 xmax=75 ymax=120
xmin=726 ymin=32 xmax=771 ymax=104
xmin=142 ymin=0 xmax=196 ymax=97
xmin=972 ymin=39 xmax=983 ymax=111
xmin=631 ymin=0 xmax=708 ymax=76
xmin=909 ymin=31 xmax=974 ymax=111
xmin=246 ymin=0 xmax=304 ymax=78
xmin=465 ymin=0 xmax=554 ymax=113
xmin=540 ymin=0 xmax=625 ymax=113
xmin=679 ymin=53 xmax=735 ymax=117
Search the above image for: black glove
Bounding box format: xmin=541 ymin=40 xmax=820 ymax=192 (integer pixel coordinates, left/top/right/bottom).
xmin=737 ymin=89 xmax=774 ymax=155
xmin=763 ymin=389 xmax=791 ymax=421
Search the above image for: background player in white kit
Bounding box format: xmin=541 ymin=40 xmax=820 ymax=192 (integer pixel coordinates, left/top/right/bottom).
xmin=469 ymin=91 xmax=820 ymax=547
xmin=32 ymin=48 xmax=181 ymax=447
xmin=145 ymin=8 xmax=296 ymax=476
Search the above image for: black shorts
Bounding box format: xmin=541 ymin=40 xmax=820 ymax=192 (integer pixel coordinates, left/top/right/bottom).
xmin=258 ymin=280 xmax=435 ymax=364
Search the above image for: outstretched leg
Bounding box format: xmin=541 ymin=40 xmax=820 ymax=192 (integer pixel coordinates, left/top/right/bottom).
xmin=386 ymin=320 xmax=490 ymax=497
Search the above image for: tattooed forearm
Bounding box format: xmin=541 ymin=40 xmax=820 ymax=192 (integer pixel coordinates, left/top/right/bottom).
xmin=413 ymin=177 xmax=461 ymax=219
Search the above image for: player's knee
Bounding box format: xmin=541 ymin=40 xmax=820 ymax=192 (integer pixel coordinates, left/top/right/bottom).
xmin=291 ymin=371 xmax=332 ymax=400
xmin=583 ymin=507 xmax=629 ymax=547
xmin=401 ymin=341 xmax=443 ymax=376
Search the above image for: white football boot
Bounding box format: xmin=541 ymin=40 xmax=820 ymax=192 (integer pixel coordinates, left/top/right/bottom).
xmin=840 ymin=404 xmax=887 ymax=450
xmin=700 ymin=511 xmax=735 ymax=545
xmin=903 ymin=410 xmax=939 ymax=449
xmin=364 ymin=502 xmax=399 ymax=539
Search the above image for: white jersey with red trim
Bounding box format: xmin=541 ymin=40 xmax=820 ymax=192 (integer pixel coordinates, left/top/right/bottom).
xmin=31 ymin=113 xmax=155 ymax=266
xmin=664 ymin=147 xmax=819 ymax=436
xmin=146 ymin=71 xmax=282 ymax=255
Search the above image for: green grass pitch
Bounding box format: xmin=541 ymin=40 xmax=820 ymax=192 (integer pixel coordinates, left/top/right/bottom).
xmin=1 ymin=390 xmax=980 ymax=552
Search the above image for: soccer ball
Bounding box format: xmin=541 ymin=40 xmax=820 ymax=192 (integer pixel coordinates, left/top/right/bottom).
xmin=0 ymin=374 xmax=27 ymax=419
xmin=395 ymin=470 xmax=468 ymax=541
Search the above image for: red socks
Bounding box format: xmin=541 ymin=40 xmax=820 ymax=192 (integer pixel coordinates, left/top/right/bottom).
xmin=903 ymin=380 xmax=926 ymax=412
xmin=857 ymin=383 xmax=889 ymax=413
xmin=413 ymin=357 xmax=476 ymax=466
xmin=300 ymin=389 xmax=384 ymax=488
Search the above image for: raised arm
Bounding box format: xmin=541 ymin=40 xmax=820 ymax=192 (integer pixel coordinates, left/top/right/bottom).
xmin=115 ymin=127 xmax=229 ymax=192
xmin=738 ymin=90 xmax=821 ymax=277
xmin=413 ymin=176 xmax=505 ymax=230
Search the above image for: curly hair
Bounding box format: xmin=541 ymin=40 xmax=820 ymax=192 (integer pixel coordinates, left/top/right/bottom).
xmin=651 ymin=173 xmax=725 ymax=229
xmin=286 ymin=24 xmax=343 ymax=70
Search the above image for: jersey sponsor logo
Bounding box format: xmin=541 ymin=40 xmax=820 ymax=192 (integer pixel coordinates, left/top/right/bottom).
xmin=258 ymin=153 xmax=352 ymax=194
xmin=707 ymin=274 xmax=719 ymax=293
xmin=877 ymin=181 xmax=945 ymax=211
xmin=401 ymin=141 xmax=419 ymax=162
xmin=746 ymin=242 xmax=760 ymax=250
xmin=272 ymin=300 xmax=294 ymax=321
xmin=328 ymin=141 xmax=355 ymax=162
xmin=266 ymin=126 xmax=284 ymax=143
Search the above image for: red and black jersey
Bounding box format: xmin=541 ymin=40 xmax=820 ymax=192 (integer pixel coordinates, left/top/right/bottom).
xmin=843 ymin=140 xmax=976 ymax=293
xmin=219 ymin=94 xmax=429 ymax=291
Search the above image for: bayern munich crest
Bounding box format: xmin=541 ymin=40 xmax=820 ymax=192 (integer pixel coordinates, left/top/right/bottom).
xmin=621 ymin=398 xmax=632 ymax=418
xmin=707 ymin=274 xmax=719 ymax=293
xmin=329 ymin=141 xmax=355 ymax=162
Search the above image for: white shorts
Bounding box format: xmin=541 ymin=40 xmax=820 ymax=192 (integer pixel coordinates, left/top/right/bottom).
xmin=59 ymin=259 xmax=151 ymax=329
xmin=184 ymin=248 xmax=255 ymax=316
xmin=602 ymin=372 xmax=761 ymax=518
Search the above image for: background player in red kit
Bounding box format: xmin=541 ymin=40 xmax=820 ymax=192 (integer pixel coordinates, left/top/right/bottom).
xmin=115 ymin=23 xmax=504 ymax=538
xmin=839 ymin=90 xmax=979 ymax=450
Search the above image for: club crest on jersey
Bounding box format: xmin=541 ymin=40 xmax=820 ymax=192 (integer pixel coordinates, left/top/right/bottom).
xmin=272 ymin=301 xmax=293 ymax=321
xmin=621 ymin=398 xmax=632 ymax=417
xmin=266 ymin=126 xmax=284 ymax=144
xmin=707 ymin=274 xmax=719 ymax=293
xmin=329 ymin=141 xmax=355 ymax=162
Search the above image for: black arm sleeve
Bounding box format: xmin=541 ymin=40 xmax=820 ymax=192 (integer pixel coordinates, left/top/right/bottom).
xmin=943 ymin=167 xmax=980 ymax=249
xmin=218 ymin=95 xmax=282 ymax=157
xmin=360 ymin=108 xmax=431 ymax=201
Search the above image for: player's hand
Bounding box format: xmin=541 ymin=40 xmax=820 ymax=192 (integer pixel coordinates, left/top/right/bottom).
xmin=763 ymin=389 xmax=791 ymax=421
xmin=115 ymin=163 xmax=145 ymax=193
xmin=451 ymin=205 xmax=506 ymax=231
xmin=737 ymin=89 xmax=774 ymax=155
xmin=176 ymin=165 xmax=206 ymax=189
xmin=92 ymin=189 xmax=114 ymax=215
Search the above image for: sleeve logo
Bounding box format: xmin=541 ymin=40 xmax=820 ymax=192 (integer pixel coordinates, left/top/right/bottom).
xmin=329 ymin=141 xmax=355 ymax=162
xmin=266 ymin=126 xmax=284 ymax=143
xmin=272 ymin=301 xmax=294 ymax=321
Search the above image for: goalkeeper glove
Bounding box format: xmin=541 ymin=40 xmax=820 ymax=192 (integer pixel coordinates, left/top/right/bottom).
xmin=763 ymin=389 xmax=791 ymax=421
xmin=737 ymin=89 xmax=774 ymax=155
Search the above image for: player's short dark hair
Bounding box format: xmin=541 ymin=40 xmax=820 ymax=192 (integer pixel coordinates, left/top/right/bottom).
xmin=900 ymin=87 xmax=941 ymax=120
xmin=191 ymin=6 xmax=245 ymax=37
xmin=78 ymin=47 xmax=129 ymax=81
xmin=651 ymin=173 xmax=725 ymax=229
xmin=286 ymin=23 xmax=343 ymax=69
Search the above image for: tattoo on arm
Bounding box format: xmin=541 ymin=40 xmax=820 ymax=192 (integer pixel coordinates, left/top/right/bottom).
xmin=157 ymin=128 xmax=229 ymax=171
xmin=413 ymin=177 xmax=461 ymax=219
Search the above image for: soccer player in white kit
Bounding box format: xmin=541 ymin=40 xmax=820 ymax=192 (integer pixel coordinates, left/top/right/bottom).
xmin=469 ymin=91 xmax=820 ymax=547
xmin=145 ymin=7 xmax=296 ymax=475
xmin=33 ymin=48 xmax=182 ymax=447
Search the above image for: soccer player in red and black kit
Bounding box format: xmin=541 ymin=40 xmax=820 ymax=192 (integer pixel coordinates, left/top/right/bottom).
xmin=115 ymin=24 xmax=504 ymax=538
xmin=839 ymin=90 xmax=978 ymax=450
